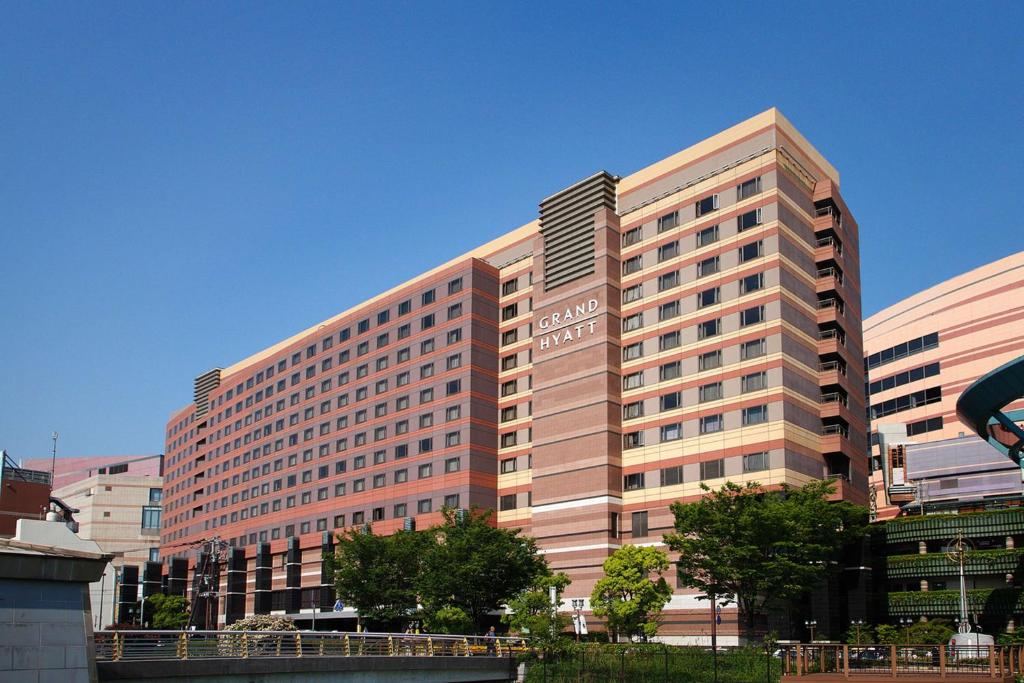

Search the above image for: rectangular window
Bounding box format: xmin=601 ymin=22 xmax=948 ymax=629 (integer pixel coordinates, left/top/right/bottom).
xmin=500 ymin=432 xmax=517 ymax=448
xmin=623 ymin=401 xmax=643 ymax=420
xmin=738 ymin=208 xmax=763 ymax=231
xmin=622 ymin=284 xmax=643 ymax=303
xmin=699 ymin=382 xmax=722 ymax=403
xmin=632 ymin=511 xmax=648 ymax=537
xmin=742 ymin=371 xmax=767 ymax=392
xmin=700 ymin=458 xmax=724 ymax=480
xmin=421 ymin=313 xmax=435 ymax=330
xmin=657 ymin=211 xmax=679 ymax=232
xmin=446 ymin=379 xmax=461 ymax=395
xmin=502 ymin=303 xmax=518 ymax=321
xmin=624 ymin=472 xmax=645 ymax=491
xmin=740 ymin=338 xmax=766 ymax=360
xmin=502 ymin=278 xmax=519 ymax=295
xmin=661 ymin=465 xmax=683 ymax=487
xmin=660 ymin=422 xmax=681 ymax=442
xmin=623 ymin=431 xmax=644 ymax=449
xmin=623 ymin=313 xmax=643 ymax=331
xmin=699 ymin=350 xmax=722 ymax=371
xmin=448 ymin=277 xmax=463 ymax=295
xmin=696 ymin=194 xmax=719 ymax=217
xmin=417 ymin=499 xmax=432 ymax=514
xmin=659 ymin=361 xmax=681 ymax=382
xmin=623 ymin=342 xmax=643 ymax=361
xmin=739 ymin=241 xmax=763 ymax=263
xmin=699 ymin=414 xmax=723 ymax=434
xmin=398 ymin=300 xmax=411 ymax=316
xmin=500 ymin=457 xmax=518 ymax=474
xmin=422 ymin=289 xmax=436 ymax=306
xmin=622 ymin=255 xmax=642 ymax=275
xmin=658 ymin=301 xmax=680 ymax=321
xmin=658 ymin=270 xmax=680 ymax=291
xmin=658 ymin=241 xmax=679 ymax=262
xmin=659 ymin=331 xmax=681 ymax=351
xmin=623 ymin=372 xmax=644 ymax=390
xmin=499 ymin=494 xmax=517 ymax=511
xmin=742 ymin=405 xmax=769 ymax=425
xmin=697 ymin=256 xmax=720 ymax=278
xmin=141 ymin=506 xmax=162 ymax=530
xmin=737 ymin=176 xmax=762 ymax=200
xmin=697 ymin=287 xmax=720 ymax=308
xmin=447 ymin=303 xmax=463 ymax=320
xmin=698 ymin=318 xmax=721 ymax=340
xmin=740 ymin=272 xmax=764 ymax=294
xmin=622 ymin=226 xmax=643 ymax=247
xmin=696 ymin=224 xmax=719 ymax=248
xmin=743 ymin=451 xmax=769 ymax=473
xmin=740 ymin=305 xmax=765 ymax=326
xmin=394 ymin=469 xmax=408 ymax=483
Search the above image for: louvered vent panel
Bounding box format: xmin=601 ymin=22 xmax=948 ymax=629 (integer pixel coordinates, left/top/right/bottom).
xmin=193 ymin=368 xmax=221 ymax=418
xmin=539 ymin=171 xmax=618 ymax=291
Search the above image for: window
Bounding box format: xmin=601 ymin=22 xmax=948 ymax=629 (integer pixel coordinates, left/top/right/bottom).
xmin=698 ymin=318 xmax=721 ymax=340
xmin=622 ymin=226 xmax=643 ymax=247
xmin=632 ymin=511 xmax=648 ymax=537
xmin=624 ymin=473 xmax=645 ymax=491
xmin=622 ymin=255 xmax=642 ymax=275
xmin=697 ymin=256 xmax=720 ymax=278
xmin=395 ymin=443 xmax=408 ymax=459
xmin=743 ymin=451 xmax=769 ymax=473
xmin=623 ymin=372 xmax=644 ymax=390
xmin=697 ymin=287 xmax=720 ymax=308
xmin=500 ymin=458 xmax=517 ymax=474
xmin=448 ymin=277 xmax=463 ymax=295
xmin=657 ymin=211 xmax=679 ymax=232
xmin=419 ymin=388 xmax=434 ymax=403
xmin=148 ymin=488 xmax=163 ymax=503
xmin=740 ymin=272 xmax=764 ymax=294
xmin=659 ymin=361 xmax=681 ymax=382
xmin=738 ymin=208 xmax=763 ymax=231
xmin=623 ymin=313 xmax=643 ymax=332
xmin=867 ymin=362 xmax=941 ymax=396
xmin=699 ymin=350 xmax=722 ymax=371
xmin=501 ymin=432 xmax=517 ymax=448
xmin=398 ymin=347 xmax=411 ymax=363
xmin=740 ymin=338 xmax=766 ymax=360
xmin=447 ymin=303 xmax=462 ymax=320
xmin=737 ymin=176 xmax=762 ymax=200
xmin=445 ymin=405 xmax=461 ymax=421
xmin=742 ymin=405 xmax=768 ymax=425
xmin=394 ymin=469 xmax=408 ymax=483
xmin=372 ymin=474 xmax=385 ymax=489
xmin=141 ymin=506 xmax=162 ymax=530
xmin=444 ymin=494 xmax=460 ymax=509
xmin=699 ymin=382 xmax=722 ymax=402
xmin=623 ymin=401 xmax=643 ymax=419
xmin=742 ymin=371 xmax=767 ymax=392
xmin=659 ymin=331 xmax=681 ymax=351
xmin=696 ymin=225 xmax=719 ymax=248
xmin=623 ymin=342 xmax=643 ymax=361
xmin=351 ymin=511 xmax=365 ymax=525
xmin=660 ymin=465 xmax=683 ymax=487
xmin=740 ymin=305 xmax=765 ymax=327
xmin=447 ymin=353 xmax=462 ymax=370
xmin=446 ymin=379 xmax=461 ymax=395
xmin=502 ymin=278 xmax=518 ymax=295
xmin=660 ymin=391 xmax=682 ymax=411
xmin=422 ymin=289 xmax=435 ymax=306
xmin=500 ymin=494 xmax=517 ymax=511
xmin=622 ymin=284 xmax=643 ymax=303
xmin=421 ymin=313 xmax=435 ymax=330
xmin=699 ymin=414 xmax=723 ymax=434
xmin=502 ymin=329 xmax=518 ymax=345
xmin=419 ymin=439 xmax=433 ymax=455
xmin=696 ymin=194 xmax=719 ymax=217
xmin=417 ymin=499 xmax=432 ymax=514
xmin=623 ymin=431 xmax=644 ymax=449
xmin=658 ymin=270 xmax=680 ymax=291
xmin=907 ymin=416 xmax=944 ymax=437
xmin=738 ymin=241 xmax=763 ymax=263
xmin=502 ymin=303 xmax=518 ymax=321
xmin=870 ymin=387 xmax=942 ymax=420
xmin=501 ymin=405 xmax=518 ymax=422
xmin=866 ymin=333 xmax=940 ymax=371
xmin=445 ymin=457 xmax=460 ymax=473
xmin=700 ymin=459 xmax=724 ymax=480
xmin=658 ymin=301 xmax=680 ymax=321
xmin=502 ymin=380 xmax=518 ymax=396
xmin=353 ymin=478 xmax=365 ymax=492
xmin=660 ymin=422 xmax=681 ymax=442
xmin=658 ymin=241 xmax=679 ymax=262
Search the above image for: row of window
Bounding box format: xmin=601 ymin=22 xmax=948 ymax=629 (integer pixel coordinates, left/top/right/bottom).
xmin=621 ymin=176 xmax=765 ymax=248
xmin=864 ymin=332 xmax=939 ymax=371
xmin=869 ymin=386 xmax=942 ymax=420
xmin=624 ymin=337 xmax=766 ymax=388
xmin=622 ymin=404 xmax=770 ymax=448
xmin=622 ymin=238 xmax=764 ymax=277
xmin=623 ymin=372 xmax=767 ymax=419
xmin=623 ymin=452 xmax=770 ymax=490
xmin=866 ymin=362 xmax=940 ymax=396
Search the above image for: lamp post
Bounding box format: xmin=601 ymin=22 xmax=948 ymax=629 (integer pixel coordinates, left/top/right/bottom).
xmin=899 ymin=617 xmax=912 ymax=646
xmin=804 ymin=619 xmax=817 ymax=643
xmin=851 ymin=619 xmax=865 ymax=646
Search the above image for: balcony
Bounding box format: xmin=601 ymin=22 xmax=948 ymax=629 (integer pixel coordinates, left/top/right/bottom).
xmin=886 ymin=508 xmax=1024 ymax=544
xmin=818 ymin=360 xmax=849 ymax=391
xmin=889 ymin=588 xmax=1024 ymax=618
xmin=887 ymin=548 xmax=1024 ymax=579
xmin=814 ymin=235 xmax=844 ymax=264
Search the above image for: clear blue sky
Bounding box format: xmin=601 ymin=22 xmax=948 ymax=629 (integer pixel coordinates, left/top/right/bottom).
xmin=2 ymin=2 xmax=1022 ymax=460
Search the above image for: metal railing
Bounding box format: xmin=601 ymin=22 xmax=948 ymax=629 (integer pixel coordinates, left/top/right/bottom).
xmin=780 ymin=643 xmax=1024 ymax=678
xmin=95 ymin=630 xmax=528 ymax=662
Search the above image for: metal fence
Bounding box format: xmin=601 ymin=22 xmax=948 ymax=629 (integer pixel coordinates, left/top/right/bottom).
xmin=95 ymin=630 xmax=527 ymax=661
xmin=779 ymin=643 xmax=1024 ymax=677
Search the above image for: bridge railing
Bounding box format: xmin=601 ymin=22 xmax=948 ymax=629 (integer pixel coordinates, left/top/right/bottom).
xmin=95 ymin=630 xmax=528 ymax=662
xmin=778 ymin=643 xmax=1024 ymax=677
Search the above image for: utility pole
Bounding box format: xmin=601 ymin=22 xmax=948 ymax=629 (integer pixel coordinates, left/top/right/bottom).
xmin=49 ymin=432 xmax=58 ymax=484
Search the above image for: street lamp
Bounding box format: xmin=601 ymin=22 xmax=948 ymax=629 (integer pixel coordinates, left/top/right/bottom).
xmin=899 ymin=617 xmax=913 ymax=646
xmin=804 ymin=619 xmax=817 ymax=643
xmin=850 ymin=619 xmax=865 ymax=645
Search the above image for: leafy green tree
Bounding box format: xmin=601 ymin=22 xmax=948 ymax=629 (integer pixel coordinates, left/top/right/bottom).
xmin=417 ymin=507 xmax=549 ymax=633
xmin=906 ymin=619 xmax=954 ymax=644
xmin=504 ymin=572 xmax=572 ymax=648
xmin=330 ymin=526 xmax=428 ymax=631
xmin=143 ymin=594 xmax=188 ymax=629
xmin=422 ymin=606 xmax=474 ymax=634
xmin=590 ymin=545 xmax=673 ymax=641
xmin=875 ymin=624 xmax=899 ymax=645
xmin=843 ymin=622 xmax=876 ymax=645
xmin=665 ymin=480 xmax=868 ymax=630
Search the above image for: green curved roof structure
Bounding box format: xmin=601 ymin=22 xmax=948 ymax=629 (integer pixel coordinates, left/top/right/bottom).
xmin=956 ymin=354 xmax=1024 ymax=463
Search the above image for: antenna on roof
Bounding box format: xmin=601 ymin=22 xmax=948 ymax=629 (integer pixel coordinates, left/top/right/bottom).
xmin=50 ymin=432 xmax=58 ymax=485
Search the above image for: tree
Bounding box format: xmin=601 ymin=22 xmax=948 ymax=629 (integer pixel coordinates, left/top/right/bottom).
xmin=504 ymin=573 xmax=572 ymax=648
xmin=665 ymin=480 xmax=868 ymax=630
xmin=143 ymin=594 xmax=188 ymax=629
xmin=590 ymin=545 xmax=673 ymax=641
xmin=417 ymin=507 xmax=549 ymax=633
xmin=224 ymin=614 xmax=297 ymax=631
xmin=330 ymin=526 xmax=428 ymax=631
xmin=422 ymin=606 xmax=474 ymax=634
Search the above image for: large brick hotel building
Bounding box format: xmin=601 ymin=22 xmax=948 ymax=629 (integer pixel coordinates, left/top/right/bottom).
xmin=163 ymin=109 xmax=867 ymax=641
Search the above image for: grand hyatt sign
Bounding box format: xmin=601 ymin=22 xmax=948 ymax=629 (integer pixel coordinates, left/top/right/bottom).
xmin=537 ymin=298 xmax=600 ymax=351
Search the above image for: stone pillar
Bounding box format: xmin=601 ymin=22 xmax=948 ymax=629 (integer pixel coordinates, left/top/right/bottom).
xmin=286 ymin=537 xmax=302 ymax=614
xmin=320 ymin=531 xmax=335 ymax=612
xmin=254 ymin=542 xmax=272 ymax=614
xmin=224 ymin=546 xmax=246 ymax=625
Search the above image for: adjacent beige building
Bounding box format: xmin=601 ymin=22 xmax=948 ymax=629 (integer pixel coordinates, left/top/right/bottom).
xmin=51 ymin=454 xmax=164 ymax=628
